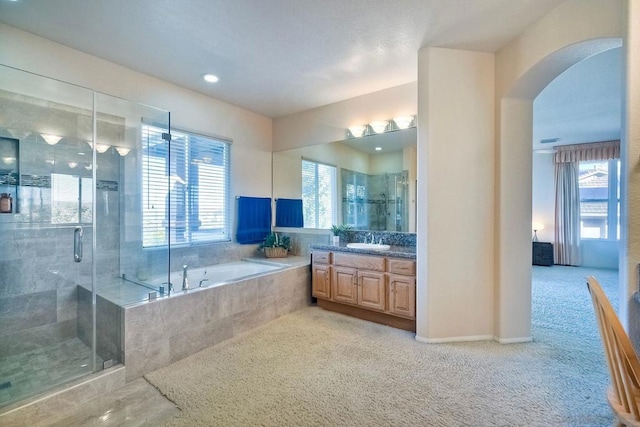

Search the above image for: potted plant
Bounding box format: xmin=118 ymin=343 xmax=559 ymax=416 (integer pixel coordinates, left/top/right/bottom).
xmin=259 ymin=232 xmax=292 ymax=258
xmin=330 ymin=224 xmax=352 ymax=245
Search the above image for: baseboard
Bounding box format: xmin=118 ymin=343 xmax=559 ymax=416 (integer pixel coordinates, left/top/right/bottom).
xmin=495 ymin=336 xmax=533 ymax=344
xmin=415 ymin=334 xmax=494 ymax=344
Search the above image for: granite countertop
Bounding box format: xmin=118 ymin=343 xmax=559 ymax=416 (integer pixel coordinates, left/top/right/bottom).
xmin=310 ymin=243 xmax=416 ymax=259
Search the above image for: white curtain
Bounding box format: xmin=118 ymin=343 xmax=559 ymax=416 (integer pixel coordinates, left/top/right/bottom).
xmin=552 ymin=140 xmax=619 ymax=265
xmin=554 ymin=161 xmax=581 ymax=266
xmin=553 ymin=140 xmax=620 ymax=163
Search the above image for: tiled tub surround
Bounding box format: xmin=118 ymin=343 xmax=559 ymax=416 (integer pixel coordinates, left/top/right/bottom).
xmin=122 ymin=257 xmax=310 ymax=381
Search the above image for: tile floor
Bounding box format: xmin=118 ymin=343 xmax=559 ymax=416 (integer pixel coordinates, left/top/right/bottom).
xmin=0 ymin=338 xmax=102 ymax=408
xmin=39 ymin=378 xmax=178 ymax=427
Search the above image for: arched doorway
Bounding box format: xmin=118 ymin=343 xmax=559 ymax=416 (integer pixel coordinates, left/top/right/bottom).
xmin=495 ymin=37 xmax=623 ymax=342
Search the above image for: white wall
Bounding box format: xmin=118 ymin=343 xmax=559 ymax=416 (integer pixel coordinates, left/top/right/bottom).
xmin=273 ymin=83 xmax=417 ymax=151
xmin=0 ymin=23 xmax=274 ymax=237
xmin=532 ymin=152 xmax=555 ymax=243
xmin=495 ymin=0 xmax=625 ymax=341
xmin=623 ymin=0 xmax=640 ymax=349
xmin=416 ymin=47 xmax=495 ymax=342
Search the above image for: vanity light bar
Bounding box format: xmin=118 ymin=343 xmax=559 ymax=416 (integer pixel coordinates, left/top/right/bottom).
xmin=346 ymin=115 xmax=416 ymax=139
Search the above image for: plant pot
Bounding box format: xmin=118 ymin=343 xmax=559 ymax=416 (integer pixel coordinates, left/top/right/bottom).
xmin=264 ymin=247 xmax=288 ymax=258
xmin=332 ymin=235 xmax=340 ymax=245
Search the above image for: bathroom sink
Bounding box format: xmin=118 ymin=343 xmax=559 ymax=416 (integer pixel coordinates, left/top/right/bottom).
xmin=346 ymin=243 xmax=391 ymax=251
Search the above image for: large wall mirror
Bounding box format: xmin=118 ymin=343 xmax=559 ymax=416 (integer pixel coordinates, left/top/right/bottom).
xmin=273 ymin=128 xmax=417 ymax=232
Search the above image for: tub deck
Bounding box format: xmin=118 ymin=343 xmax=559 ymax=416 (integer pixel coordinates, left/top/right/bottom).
xmin=82 ymin=256 xmax=309 ymax=307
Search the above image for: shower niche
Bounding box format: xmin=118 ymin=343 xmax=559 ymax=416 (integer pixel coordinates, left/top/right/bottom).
xmin=0 ymin=136 xmax=18 ymax=213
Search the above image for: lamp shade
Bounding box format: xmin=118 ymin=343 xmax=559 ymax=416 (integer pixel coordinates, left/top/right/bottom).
xmin=532 ymin=222 xmax=544 ymax=231
xmin=393 ymin=116 xmax=414 ymax=129
xmin=348 ymin=125 xmax=366 ymax=138
xmin=369 ymin=121 xmax=388 ymax=134
xmin=41 ymin=134 xmax=62 ymax=145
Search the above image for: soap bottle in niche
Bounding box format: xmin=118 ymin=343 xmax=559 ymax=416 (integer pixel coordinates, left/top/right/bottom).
xmin=0 ymin=193 xmax=13 ymax=213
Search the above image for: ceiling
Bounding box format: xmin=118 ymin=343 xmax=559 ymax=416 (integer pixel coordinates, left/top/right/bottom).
xmin=533 ymin=47 xmax=622 ymax=151
xmin=0 ymin=0 xmax=566 ymax=118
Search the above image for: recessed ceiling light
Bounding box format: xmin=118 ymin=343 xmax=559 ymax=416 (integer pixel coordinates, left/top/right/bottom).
xmin=203 ymin=74 xmax=219 ymax=83
xmin=375 ymin=147 xmax=382 ymax=151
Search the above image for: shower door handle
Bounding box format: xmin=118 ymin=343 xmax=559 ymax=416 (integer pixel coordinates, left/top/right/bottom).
xmin=74 ymin=226 xmax=83 ymax=263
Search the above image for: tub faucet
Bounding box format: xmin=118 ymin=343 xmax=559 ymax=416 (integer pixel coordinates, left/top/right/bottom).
xmin=182 ymin=265 xmax=189 ymax=290
xmin=199 ymin=278 xmax=210 ymax=288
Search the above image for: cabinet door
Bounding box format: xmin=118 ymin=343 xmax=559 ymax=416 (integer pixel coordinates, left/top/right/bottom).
xmin=312 ymin=264 xmax=331 ymax=299
xmin=357 ymin=271 xmax=386 ymax=312
xmin=388 ymin=274 xmax=416 ymax=319
xmin=332 ymin=266 xmax=358 ymax=305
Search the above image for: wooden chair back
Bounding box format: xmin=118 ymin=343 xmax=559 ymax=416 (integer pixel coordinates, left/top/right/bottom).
xmin=587 ymin=276 xmax=640 ymax=426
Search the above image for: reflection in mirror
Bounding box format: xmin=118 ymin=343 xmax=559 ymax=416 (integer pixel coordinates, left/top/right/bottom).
xmin=273 ymin=127 xmax=416 ymax=232
xmin=0 ymin=136 xmax=19 ymax=213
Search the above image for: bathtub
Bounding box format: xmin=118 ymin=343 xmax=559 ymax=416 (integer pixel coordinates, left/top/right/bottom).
xmin=164 ymin=260 xmax=286 ymax=294
xmin=82 ymin=255 xmax=310 ymax=381
xmin=93 ymin=259 xmax=290 ymax=307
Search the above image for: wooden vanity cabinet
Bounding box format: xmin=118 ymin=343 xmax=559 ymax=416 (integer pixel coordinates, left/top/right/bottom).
xmin=331 ymin=266 xmax=358 ymax=305
xmin=312 ymin=250 xmax=416 ymax=331
xmin=388 ymin=273 xmax=416 ymax=319
xmin=312 ymin=251 xmax=331 ymax=299
xmin=357 ymin=270 xmax=386 ymax=311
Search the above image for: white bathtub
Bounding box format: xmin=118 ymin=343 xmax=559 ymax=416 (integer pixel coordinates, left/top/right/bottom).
xmin=165 ymin=260 xmax=285 ymax=292
xmin=95 ymin=259 xmax=289 ymax=306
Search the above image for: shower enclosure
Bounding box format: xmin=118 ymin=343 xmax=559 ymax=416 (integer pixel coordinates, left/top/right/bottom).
xmin=341 ymin=169 xmax=409 ymax=231
xmin=0 ymin=64 xmax=170 ymax=408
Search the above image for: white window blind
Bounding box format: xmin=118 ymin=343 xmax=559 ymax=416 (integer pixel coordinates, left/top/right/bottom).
xmin=302 ymin=159 xmax=336 ymax=229
xmin=142 ymin=124 xmax=230 ymax=247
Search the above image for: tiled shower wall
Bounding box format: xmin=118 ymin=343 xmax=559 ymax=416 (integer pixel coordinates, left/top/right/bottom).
xmin=0 ymin=92 xmax=123 ymax=359
xmin=0 ymin=226 xmax=91 ymax=359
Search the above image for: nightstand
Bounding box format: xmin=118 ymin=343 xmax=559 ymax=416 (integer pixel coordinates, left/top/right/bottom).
xmin=533 ymin=242 xmax=553 ymax=266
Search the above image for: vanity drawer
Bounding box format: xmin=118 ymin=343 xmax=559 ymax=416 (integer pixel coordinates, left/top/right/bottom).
xmin=333 ymin=253 xmax=385 ymax=271
xmin=313 ymin=251 xmax=331 ymax=264
xmin=388 ymin=259 xmax=416 ymax=276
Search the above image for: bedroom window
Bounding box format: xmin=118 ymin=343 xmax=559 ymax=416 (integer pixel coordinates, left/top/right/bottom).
xmin=578 ymin=159 xmax=620 ymax=240
xmin=302 ymin=159 xmax=336 ymax=229
xmin=142 ymin=124 xmax=230 ymax=247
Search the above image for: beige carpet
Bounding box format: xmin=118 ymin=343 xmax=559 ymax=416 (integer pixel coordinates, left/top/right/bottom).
xmin=145 ymin=303 xmax=613 ymax=426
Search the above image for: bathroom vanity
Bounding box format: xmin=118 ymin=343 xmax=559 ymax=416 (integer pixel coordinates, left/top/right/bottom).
xmin=311 ymin=244 xmax=416 ymax=332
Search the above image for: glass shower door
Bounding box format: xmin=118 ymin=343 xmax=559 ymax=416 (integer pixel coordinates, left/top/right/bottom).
xmin=0 ymin=65 xmax=97 ymax=407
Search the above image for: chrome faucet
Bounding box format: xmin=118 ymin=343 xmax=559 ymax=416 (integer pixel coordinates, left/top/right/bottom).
xmin=199 ymin=278 xmax=210 ymax=288
xmin=182 ymin=264 xmax=189 ymax=290
xmin=364 ymin=232 xmax=372 ymax=244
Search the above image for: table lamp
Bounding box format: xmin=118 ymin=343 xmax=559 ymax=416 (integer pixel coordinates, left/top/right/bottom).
xmin=532 ymin=222 xmax=544 ymax=242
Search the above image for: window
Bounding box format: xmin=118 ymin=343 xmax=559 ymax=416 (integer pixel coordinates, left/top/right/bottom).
xmin=51 ymin=173 xmax=92 ymax=224
xmin=578 ymin=159 xmax=620 ymax=239
xmin=302 ymin=159 xmax=336 ymax=228
xmin=142 ymin=124 xmax=230 ymax=247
